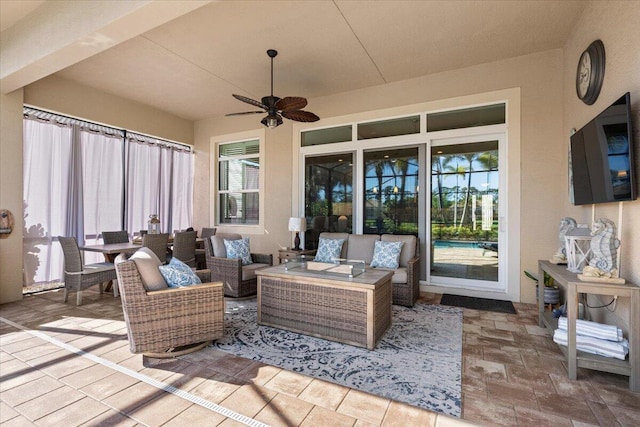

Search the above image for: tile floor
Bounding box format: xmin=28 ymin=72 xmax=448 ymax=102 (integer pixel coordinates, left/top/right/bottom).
xmin=0 ymin=288 xmax=638 ymax=426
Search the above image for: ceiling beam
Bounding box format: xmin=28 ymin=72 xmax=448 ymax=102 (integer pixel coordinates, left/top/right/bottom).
xmin=0 ymin=0 xmax=213 ymax=94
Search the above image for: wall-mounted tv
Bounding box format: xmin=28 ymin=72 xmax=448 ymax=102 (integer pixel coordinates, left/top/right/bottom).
xmin=570 ymin=92 xmax=637 ymax=205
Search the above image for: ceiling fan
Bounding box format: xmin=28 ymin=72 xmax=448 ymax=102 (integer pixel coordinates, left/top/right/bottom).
xmin=226 ymin=49 xmax=319 ymax=128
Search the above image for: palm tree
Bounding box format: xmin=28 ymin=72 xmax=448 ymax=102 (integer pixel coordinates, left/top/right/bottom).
xmin=458 ymin=152 xmax=479 ymax=231
xmin=444 ymin=158 xmax=466 ymax=228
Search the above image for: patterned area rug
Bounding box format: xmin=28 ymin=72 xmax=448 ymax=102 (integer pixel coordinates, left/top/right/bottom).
xmin=213 ymin=300 xmax=463 ymax=417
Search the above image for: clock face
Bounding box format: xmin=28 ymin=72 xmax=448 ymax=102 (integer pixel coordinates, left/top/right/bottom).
xmin=578 ymin=51 xmax=591 ymax=98
xmin=576 ymin=40 xmax=605 ymax=105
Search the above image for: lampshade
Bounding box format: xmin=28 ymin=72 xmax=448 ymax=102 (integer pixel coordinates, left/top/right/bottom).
xmin=288 ymin=217 xmax=307 ymax=232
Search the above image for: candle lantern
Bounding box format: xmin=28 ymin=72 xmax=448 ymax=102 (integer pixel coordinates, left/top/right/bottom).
xmin=148 ymin=214 xmax=161 ymax=234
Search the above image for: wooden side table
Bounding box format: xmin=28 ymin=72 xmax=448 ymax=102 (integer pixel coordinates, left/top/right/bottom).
xmin=278 ymin=248 xmax=316 ymax=263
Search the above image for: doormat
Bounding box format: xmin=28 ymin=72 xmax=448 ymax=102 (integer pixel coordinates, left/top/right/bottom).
xmin=440 ymin=294 xmax=517 ymax=314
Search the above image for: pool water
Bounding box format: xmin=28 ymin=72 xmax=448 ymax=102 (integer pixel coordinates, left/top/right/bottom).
xmin=433 ymin=240 xmax=480 ymax=248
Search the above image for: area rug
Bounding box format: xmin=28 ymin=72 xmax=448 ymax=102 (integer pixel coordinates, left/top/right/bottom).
xmin=440 ymin=294 xmax=517 ymax=314
xmin=213 ymin=300 xmax=462 ymax=417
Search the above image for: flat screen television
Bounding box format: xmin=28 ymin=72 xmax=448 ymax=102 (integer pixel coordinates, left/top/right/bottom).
xmin=570 ymin=92 xmax=637 ymax=205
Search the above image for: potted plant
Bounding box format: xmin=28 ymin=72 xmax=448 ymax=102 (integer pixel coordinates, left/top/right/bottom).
xmin=525 ymin=270 xmax=560 ymax=306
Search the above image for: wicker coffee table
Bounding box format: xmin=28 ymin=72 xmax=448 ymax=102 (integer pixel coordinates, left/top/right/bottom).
xmin=255 ymin=264 xmax=393 ymax=349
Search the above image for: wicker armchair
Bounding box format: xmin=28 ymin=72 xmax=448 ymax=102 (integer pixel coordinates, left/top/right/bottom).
xmin=102 ymin=230 xmax=129 ymax=244
xmin=203 ymin=232 xmax=273 ymax=298
xmin=142 ymin=233 xmax=170 ymax=263
xmin=115 ymin=257 xmax=224 ymax=358
xmin=58 ymin=236 xmax=118 ymax=305
xmin=172 ymin=230 xmax=196 ymax=267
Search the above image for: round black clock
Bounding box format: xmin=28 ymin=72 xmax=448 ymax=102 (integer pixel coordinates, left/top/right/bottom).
xmin=576 ymin=40 xmax=605 ymax=105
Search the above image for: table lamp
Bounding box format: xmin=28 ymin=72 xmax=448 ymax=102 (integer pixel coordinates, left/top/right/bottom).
xmin=288 ymin=217 xmax=307 ymax=251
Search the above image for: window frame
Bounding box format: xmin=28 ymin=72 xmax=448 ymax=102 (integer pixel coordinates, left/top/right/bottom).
xmin=211 ymin=129 xmax=265 ymax=234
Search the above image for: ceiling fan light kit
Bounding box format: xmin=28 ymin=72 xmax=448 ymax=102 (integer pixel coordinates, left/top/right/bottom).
xmin=227 ymin=49 xmax=320 ymax=128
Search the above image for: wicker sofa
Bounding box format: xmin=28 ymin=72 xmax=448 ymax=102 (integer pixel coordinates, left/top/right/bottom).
xmin=203 ymin=232 xmax=273 ymax=297
xmin=318 ymin=232 xmax=420 ymax=306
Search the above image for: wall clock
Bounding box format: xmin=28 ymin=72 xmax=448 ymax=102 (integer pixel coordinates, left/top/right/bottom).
xmin=576 ymin=39 xmax=605 ymax=105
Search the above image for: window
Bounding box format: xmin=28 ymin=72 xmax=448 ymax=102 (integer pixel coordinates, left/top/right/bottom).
xmin=217 ymin=139 xmax=260 ymax=225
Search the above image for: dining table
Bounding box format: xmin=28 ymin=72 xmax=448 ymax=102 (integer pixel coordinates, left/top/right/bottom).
xmin=78 ymin=242 xmax=143 ymax=293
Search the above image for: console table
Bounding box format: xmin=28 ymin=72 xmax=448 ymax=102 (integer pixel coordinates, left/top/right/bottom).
xmin=538 ymin=260 xmax=639 ymax=391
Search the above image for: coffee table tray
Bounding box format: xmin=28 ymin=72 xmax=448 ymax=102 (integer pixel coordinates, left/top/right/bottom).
xmin=284 ymin=256 xmax=365 ymax=278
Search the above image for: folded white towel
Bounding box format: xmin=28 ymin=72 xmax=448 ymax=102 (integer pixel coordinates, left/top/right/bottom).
xmin=553 ymin=328 xmax=629 ymax=360
xmin=557 ymin=317 xmax=623 ymax=342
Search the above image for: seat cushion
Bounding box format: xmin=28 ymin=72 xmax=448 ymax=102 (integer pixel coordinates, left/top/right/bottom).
xmin=370 ymin=240 xmax=404 ymax=269
xmin=346 ymin=234 xmax=380 ymax=263
xmin=314 ymin=237 xmax=345 ymax=263
xmin=381 ymin=234 xmax=417 ymax=267
xmin=375 ymin=266 xmax=408 ymax=284
xmin=129 ymin=247 xmax=168 ymax=291
xmin=211 ymin=233 xmax=242 ymax=258
xmin=159 ymin=257 xmax=202 ymax=288
xmin=242 ymin=263 xmax=270 ymax=281
xmin=224 ymin=237 xmax=253 ymax=265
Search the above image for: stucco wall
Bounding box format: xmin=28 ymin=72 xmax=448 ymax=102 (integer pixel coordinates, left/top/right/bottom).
xmin=24 ymin=75 xmax=194 ymax=144
xmin=0 ymin=89 xmax=25 ymax=304
xmin=194 ymin=49 xmax=567 ymax=303
xmin=560 ymin=1 xmax=640 ymax=331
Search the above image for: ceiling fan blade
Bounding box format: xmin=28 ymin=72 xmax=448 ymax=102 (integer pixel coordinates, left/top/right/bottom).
xmin=282 ymin=110 xmax=320 ymax=122
xmin=275 ymin=96 xmax=307 ymax=111
xmin=225 ymin=111 xmax=265 ymax=116
xmin=261 ymin=114 xmax=283 ymax=127
xmin=232 ymin=94 xmax=267 ymax=110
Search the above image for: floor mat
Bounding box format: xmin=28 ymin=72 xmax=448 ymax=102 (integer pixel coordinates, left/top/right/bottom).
xmin=214 ymin=299 xmax=463 ymax=417
xmin=440 ymin=294 xmax=517 ymax=314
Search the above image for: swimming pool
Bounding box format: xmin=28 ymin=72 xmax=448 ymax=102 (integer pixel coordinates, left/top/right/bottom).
xmin=433 ymin=240 xmax=480 ymax=248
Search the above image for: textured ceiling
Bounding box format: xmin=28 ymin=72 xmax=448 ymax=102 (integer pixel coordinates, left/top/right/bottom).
xmin=7 ymin=1 xmax=587 ymax=121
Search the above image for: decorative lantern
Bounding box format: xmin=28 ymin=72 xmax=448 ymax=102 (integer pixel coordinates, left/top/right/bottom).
xmin=148 ymin=214 xmax=161 ymax=234
xmin=564 ymin=227 xmax=592 ymax=273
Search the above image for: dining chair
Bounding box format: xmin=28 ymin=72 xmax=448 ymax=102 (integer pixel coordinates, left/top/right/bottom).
xmin=196 ymin=228 xmax=216 ymax=269
xmin=142 ymin=233 xmax=170 ymax=263
xmin=172 ymin=230 xmax=197 ymax=267
xmin=102 ymin=230 xmax=129 ymax=244
xmin=58 ymin=236 xmax=118 ymax=305
xmin=201 ymin=227 xmax=217 ymax=239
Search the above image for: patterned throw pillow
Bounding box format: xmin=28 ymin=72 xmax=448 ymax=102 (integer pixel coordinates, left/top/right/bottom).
xmin=158 ymin=257 xmax=202 ymax=288
xmin=224 ymin=237 xmax=253 ymax=265
xmin=370 ymin=240 xmax=404 ymax=269
xmin=314 ymin=238 xmax=344 ymax=263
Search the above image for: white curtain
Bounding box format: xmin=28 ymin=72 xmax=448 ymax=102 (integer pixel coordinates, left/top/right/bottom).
xmin=171 ymin=149 xmax=194 ymax=231
xmin=125 ymin=135 xmax=194 ymax=235
xmin=23 ymin=111 xmax=194 ymax=285
xmin=23 ymin=119 xmax=73 ymax=285
xmin=81 ymin=129 xmax=124 ymax=263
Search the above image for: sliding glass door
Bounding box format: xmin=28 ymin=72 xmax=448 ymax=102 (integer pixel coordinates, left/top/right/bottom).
xmin=429 ymin=135 xmax=503 ymax=290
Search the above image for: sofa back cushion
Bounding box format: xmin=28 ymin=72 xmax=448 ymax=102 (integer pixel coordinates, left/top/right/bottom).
xmin=211 ymin=233 xmax=242 ymax=258
xmin=381 ymin=234 xmax=417 ymax=267
xmin=346 ymin=234 xmax=380 ymax=263
xmin=318 ymin=232 xmax=350 ymax=258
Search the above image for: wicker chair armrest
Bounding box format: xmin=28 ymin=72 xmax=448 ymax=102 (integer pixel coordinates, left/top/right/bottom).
xmin=406 ymin=255 xmax=420 ymax=281
xmin=251 ymin=253 xmax=273 ymax=265
xmin=205 ymin=255 xmax=242 ymax=282
xmin=146 ymin=281 xmax=223 ymax=296
xmin=195 ymin=269 xmax=211 ymax=282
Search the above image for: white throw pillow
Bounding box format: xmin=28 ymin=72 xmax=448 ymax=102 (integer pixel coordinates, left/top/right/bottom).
xmin=314 ymin=238 xmax=344 ymax=263
xmin=224 ymin=237 xmax=253 ymax=265
xmin=159 ymin=257 xmax=202 ymax=288
xmin=370 ymin=240 xmax=404 ymax=269
xmin=129 ymin=247 xmax=168 ymax=291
